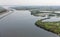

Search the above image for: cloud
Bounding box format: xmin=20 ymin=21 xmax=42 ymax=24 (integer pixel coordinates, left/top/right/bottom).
xmin=0 ymin=0 xmax=60 ymax=6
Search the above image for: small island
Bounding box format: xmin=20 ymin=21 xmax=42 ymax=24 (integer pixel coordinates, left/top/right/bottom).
xmin=35 ymin=20 xmax=60 ymax=35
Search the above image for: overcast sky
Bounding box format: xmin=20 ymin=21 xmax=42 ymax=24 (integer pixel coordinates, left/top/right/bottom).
xmin=0 ymin=0 xmax=60 ymax=6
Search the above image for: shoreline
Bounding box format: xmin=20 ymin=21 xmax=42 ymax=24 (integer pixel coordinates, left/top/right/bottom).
xmin=35 ymin=20 xmax=60 ymax=36
xmin=0 ymin=11 xmax=13 ymax=19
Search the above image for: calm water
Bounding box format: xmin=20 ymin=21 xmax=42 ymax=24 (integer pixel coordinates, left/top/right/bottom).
xmin=0 ymin=10 xmax=59 ymax=37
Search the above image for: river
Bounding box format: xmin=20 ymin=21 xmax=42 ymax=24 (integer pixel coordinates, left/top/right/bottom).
xmin=0 ymin=10 xmax=59 ymax=37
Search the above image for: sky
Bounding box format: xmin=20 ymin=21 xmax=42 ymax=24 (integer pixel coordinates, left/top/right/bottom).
xmin=0 ymin=0 xmax=60 ymax=6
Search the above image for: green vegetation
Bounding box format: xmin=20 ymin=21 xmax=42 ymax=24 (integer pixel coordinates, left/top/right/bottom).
xmin=35 ymin=20 xmax=60 ymax=35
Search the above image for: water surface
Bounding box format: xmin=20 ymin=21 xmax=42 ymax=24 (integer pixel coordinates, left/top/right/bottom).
xmin=0 ymin=10 xmax=58 ymax=37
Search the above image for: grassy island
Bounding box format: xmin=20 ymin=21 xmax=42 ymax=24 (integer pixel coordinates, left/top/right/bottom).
xmin=35 ymin=20 xmax=60 ymax=35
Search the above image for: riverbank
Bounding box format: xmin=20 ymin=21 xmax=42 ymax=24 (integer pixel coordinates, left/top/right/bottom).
xmin=35 ymin=20 xmax=60 ymax=36
xmin=0 ymin=7 xmax=7 ymax=13
xmin=0 ymin=11 xmax=13 ymax=19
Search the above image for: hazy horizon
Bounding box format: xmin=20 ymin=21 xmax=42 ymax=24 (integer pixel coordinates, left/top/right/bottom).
xmin=0 ymin=0 xmax=60 ymax=6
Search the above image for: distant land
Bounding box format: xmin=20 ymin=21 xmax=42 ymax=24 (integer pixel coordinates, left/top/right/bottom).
xmin=9 ymin=6 xmax=60 ymax=11
xmin=1 ymin=5 xmax=60 ymax=11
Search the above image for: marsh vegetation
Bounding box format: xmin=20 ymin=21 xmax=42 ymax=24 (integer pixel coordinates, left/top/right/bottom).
xmin=35 ymin=20 xmax=60 ymax=35
xmin=30 ymin=10 xmax=60 ymax=36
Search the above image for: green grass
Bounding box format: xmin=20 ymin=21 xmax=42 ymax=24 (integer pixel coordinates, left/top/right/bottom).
xmin=35 ymin=20 xmax=60 ymax=35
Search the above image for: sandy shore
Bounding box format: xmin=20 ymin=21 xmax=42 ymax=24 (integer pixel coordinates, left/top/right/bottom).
xmin=0 ymin=11 xmax=13 ymax=19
